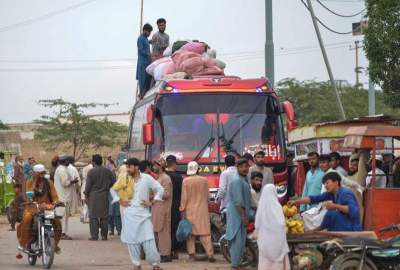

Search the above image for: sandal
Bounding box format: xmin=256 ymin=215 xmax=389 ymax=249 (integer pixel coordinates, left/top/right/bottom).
xmin=61 ymin=234 xmax=72 ymax=240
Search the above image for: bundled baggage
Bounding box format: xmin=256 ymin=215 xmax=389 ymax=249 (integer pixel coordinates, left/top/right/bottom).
xmin=180 ymin=42 xmax=207 ymax=54
xmin=146 ymin=39 xmax=225 ymax=81
xmin=172 ymin=40 xmax=188 ymax=53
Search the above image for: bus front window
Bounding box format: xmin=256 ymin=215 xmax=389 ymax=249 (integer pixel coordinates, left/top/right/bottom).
xmin=151 ymin=94 xmax=285 ymax=163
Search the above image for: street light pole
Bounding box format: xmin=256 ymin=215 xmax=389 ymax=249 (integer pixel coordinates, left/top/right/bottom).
xmin=305 ymin=0 xmax=346 ymax=120
xmin=135 ymin=0 xmax=144 ymax=101
xmin=265 ymin=0 xmax=275 ymax=86
xmin=139 ymin=0 xmax=144 ymax=33
xmin=368 ymin=78 xmax=376 ymax=115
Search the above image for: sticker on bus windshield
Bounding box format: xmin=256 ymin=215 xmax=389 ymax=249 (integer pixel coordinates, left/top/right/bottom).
xmin=160 ymin=151 xmax=184 ymax=160
xmin=243 ymin=144 xmax=282 ymax=161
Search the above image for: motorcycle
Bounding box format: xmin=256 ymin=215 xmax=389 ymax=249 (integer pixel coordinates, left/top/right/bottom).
xmin=218 ymin=209 xmax=258 ymax=267
xmin=18 ymin=193 xmax=64 ymax=269
xmin=322 ymin=224 xmax=400 ymax=270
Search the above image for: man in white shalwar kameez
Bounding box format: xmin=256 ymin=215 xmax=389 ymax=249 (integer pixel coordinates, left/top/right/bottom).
xmin=54 ymin=155 xmax=78 ymax=240
xmin=255 ymin=184 xmax=290 ymax=270
xmin=111 ymin=158 xmax=164 ymax=270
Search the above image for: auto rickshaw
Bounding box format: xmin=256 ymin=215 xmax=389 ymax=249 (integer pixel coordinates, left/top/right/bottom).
xmin=0 ymin=151 xmax=17 ymax=214
xmin=343 ymin=125 xmax=400 ymax=237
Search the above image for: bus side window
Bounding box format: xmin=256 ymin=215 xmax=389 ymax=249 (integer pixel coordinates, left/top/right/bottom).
xmin=151 ymin=117 xmax=164 ymax=158
xmin=130 ymin=105 xmax=146 ymax=151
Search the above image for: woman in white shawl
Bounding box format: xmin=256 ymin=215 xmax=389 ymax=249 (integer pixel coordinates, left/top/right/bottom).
xmin=255 ymin=184 xmax=290 ymax=270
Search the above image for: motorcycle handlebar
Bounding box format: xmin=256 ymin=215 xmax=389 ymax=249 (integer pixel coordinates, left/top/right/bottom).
xmin=20 ymin=201 xmax=64 ymax=208
xmin=20 ymin=201 xmax=37 ymax=206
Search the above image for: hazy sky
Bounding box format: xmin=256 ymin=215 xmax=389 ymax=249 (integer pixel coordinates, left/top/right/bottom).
xmin=0 ymin=0 xmax=367 ymax=123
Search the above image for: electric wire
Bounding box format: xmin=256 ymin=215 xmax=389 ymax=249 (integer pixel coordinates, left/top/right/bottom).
xmin=316 ymin=0 xmax=366 ymax=18
xmin=301 ymin=0 xmax=353 ymax=35
xmin=0 ymin=65 xmax=136 ymax=72
xmin=0 ymin=0 xmax=99 ymax=33
xmin=0 ymin=41 xmax=353 ymax=64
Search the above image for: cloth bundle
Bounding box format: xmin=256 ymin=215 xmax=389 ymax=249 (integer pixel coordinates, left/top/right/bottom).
xmin=145 ymin=41 xmax=226 ymax=81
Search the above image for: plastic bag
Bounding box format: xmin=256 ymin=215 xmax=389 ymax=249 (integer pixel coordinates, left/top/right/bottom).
xmin=213 ymin=59 xmax=226 ymax=69
xmin=80 ymin=204 xmax=90 ymax=224
xmin=176 ymin=218 xmax=192 ymax=242
xmin=153 ymin=62 xmax=169 ymax=81
xmin=301 ymin=206 xmax=327 ymax=231
xmin=145 ymin=57 xmax=171 ymax=76
xmin=163 ymin=46 xmax=172 ymax=57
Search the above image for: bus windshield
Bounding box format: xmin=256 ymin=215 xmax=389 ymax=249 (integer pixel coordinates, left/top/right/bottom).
xmin=151 ymin=93 xmax=285 ymax=163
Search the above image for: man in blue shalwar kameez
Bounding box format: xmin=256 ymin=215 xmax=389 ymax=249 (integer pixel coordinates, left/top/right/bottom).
xmin=136 ymin=23 xmax=153 ymax=99
xmin=225 ymin=158 xmax=255 ymax=270
xmin=289 ymin=171 xmax=362 ymax=232
xmin=300 ymin=152 xmax=325 ymax=212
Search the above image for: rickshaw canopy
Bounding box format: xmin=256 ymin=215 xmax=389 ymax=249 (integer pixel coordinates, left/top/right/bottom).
xmin=343 ymin=125 xmax=400 ymax=149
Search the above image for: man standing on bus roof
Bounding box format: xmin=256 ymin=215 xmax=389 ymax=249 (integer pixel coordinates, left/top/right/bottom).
xmin=151 ymin=18 xmax=169 ymax=59
xmin=247 ymin=151 xmax=274 ymax=187
xmin=137 ymin=23 xmax=153 ymax=99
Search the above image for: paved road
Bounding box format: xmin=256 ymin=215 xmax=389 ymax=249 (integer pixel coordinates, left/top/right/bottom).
xmin=0 ymin=216 xmax=232 ymax=270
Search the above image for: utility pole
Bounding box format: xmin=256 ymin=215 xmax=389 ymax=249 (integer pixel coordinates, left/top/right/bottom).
xmin=265 ymin=0 xmax=275 ymax=86
xmin=368 ymin=78 xmax=376 ymax=115
xmin=350 ymin=40 xmax=362 ymax=87
xmin=135 ymin=0 xmax=144 ymax=101
xmin=139 ymin=0 xmax=144 ymax=33
xmin=305 ymin=0 xmax=346 ymax=120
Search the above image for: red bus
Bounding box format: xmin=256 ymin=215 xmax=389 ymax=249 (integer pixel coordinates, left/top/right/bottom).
xmin=127 ymin=76 xmax=297 ymax=203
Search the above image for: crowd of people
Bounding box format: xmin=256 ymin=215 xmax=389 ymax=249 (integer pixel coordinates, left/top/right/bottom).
xmin=288 ymin=150 xmax=400 ymax=233
xmin=5 ymin=148 xmax=400 ymax=270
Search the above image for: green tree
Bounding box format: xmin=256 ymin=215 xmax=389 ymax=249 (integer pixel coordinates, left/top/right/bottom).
xmin=0 ymin=120 xmax=9 ymax=130
xmin=35 ymin=99 xmax=128 ymax=160
xmin=277 ymin=79 xmax=400 ymax=126
xmin=364 ymin=0 xmax=400 ymax=108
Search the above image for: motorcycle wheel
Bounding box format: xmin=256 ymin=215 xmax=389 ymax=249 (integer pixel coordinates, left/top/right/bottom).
xmin=28 ymin=255 xmax=37 ymax=266
xmin=329 ymin=253 xmax=377 ymax=270
xmin=41 ymin=231 xmax=55 ymax=269
xmin=218 ymin=236 xmax=257 ymax=268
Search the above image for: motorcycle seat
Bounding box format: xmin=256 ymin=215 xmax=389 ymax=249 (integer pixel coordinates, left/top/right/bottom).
xmin=340 ymin=237 xmax=393 ymax=249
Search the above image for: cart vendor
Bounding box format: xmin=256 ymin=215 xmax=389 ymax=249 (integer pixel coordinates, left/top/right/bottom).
xmin=288 ymin=172 xmax=361 ymax=232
